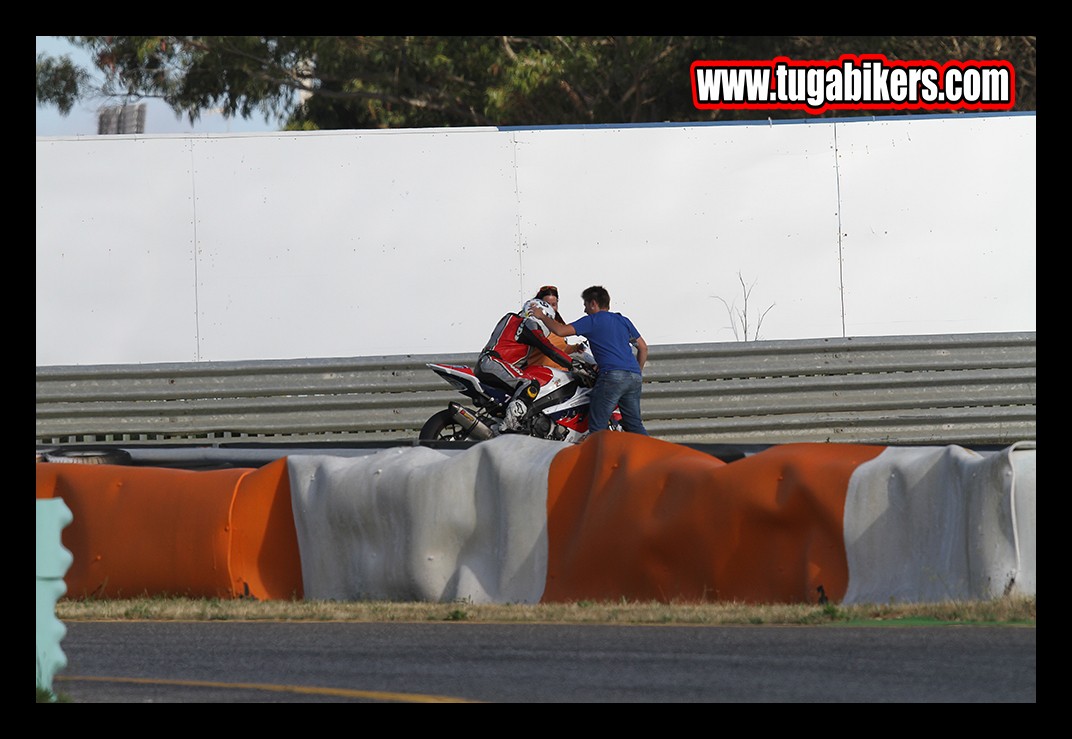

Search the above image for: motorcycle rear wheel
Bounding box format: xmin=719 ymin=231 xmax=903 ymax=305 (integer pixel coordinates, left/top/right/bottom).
xmin=419 ymin=409 xmax=476 ymax=442
xmin=41 ymin=446 xmax=133 ymax=465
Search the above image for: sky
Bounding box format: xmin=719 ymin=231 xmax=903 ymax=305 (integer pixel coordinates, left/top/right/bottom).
xmin=35 ymin=36 xmax=279 ymax=137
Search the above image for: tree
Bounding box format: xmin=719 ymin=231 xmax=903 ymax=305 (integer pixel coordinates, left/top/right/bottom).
xmin=37 ymin=36 xmax=1037 ymax=132
xmin=714 ymin=273 xmax=775 ymax=342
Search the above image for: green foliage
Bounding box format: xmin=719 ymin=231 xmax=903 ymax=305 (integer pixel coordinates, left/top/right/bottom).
xmin=35 ymin=52 xmax=93 ymax=115
xmin=56 ymin=594 xmax=1036 ymax=625
xmin=37 ymin=36 xmax=1037 ymax=132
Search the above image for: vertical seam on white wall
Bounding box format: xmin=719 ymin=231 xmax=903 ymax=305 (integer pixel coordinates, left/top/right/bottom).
xmin=189 ymin=141 xmax=202 ymax=361
xmin=510 ymin=130 xmax=525 ymax=298
xmin=833 ymin=122 xmax=846 ymax=338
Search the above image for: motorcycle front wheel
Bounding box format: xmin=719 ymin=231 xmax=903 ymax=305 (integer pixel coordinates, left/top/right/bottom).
xmin=419 ymin=409 xmax=475 ymax=442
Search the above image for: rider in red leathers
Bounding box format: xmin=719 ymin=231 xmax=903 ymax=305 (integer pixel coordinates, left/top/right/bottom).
xmin=476 ymin=300 xmax=574 ymax=431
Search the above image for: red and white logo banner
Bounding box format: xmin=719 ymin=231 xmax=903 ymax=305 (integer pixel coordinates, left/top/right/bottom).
xmin=692 ymin=54 xmax=1015 ymax=115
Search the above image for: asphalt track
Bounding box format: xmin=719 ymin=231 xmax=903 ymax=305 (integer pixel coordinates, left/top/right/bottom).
xmin=54 ymin=621 xmax=1035 ymax=703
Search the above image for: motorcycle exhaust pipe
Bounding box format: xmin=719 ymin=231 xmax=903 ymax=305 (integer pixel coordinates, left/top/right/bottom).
xmin=449 ymin=402 xmax=494 ymax=440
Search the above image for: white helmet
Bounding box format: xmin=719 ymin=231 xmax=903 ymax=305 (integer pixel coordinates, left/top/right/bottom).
xmin=523 ymin=298 xmax=553 ymax=333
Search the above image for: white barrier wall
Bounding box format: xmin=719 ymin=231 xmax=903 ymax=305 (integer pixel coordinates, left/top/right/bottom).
xmin=842 ymin=441 xmax=1036 ymax=604
xmin=289 ymin=440 xmax=560 ymax=603
xmin=283 ymin=436 xmax=1036 ymax=605
xmin=35 ymin=113 xmax=1036 ymax=366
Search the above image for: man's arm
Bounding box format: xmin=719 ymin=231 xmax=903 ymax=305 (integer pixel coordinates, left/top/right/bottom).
xmin=538 ymin=309 xmax=577 ymax=338
xmin=520 ymin=316 xmax=573 ymax=369
xmin=634 ymin=336 xmax=649 ymax=371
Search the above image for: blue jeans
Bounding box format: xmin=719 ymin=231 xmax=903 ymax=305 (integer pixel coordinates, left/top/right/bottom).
xmin=588 ymin=370 xmax=647 ymax=435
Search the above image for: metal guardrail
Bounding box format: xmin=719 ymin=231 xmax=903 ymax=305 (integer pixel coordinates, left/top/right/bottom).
xmin=36 ymin=332 xmax=1036 ymax=447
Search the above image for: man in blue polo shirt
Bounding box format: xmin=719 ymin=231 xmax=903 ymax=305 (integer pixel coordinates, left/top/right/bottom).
xmin=537 ymin=285 xmax=649 ymax=435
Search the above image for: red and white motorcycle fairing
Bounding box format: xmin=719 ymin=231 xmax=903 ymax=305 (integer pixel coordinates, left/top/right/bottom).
xmin=420 ymin=354 xmax=618 ymax=443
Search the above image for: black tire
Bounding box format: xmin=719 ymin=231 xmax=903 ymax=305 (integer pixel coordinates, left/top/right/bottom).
xmin=42 ymin=446 xmax=133 ymax=466
xmin=419 ymin=409 xmax=475 ymax=442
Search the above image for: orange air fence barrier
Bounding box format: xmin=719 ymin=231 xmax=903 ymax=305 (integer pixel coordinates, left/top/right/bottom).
xmin=544 ymin=434 xmax=885 ymax=604
xmin=35 ymin=458 xmax=303 ymax=601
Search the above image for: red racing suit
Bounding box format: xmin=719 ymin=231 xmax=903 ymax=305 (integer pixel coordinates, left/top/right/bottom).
xmin=476 ymin=312 xmax=573 ymax=395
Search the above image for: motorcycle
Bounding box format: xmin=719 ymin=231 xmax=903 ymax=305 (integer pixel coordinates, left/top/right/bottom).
xmin=419 ymin=352 xmax=620 ymax=443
